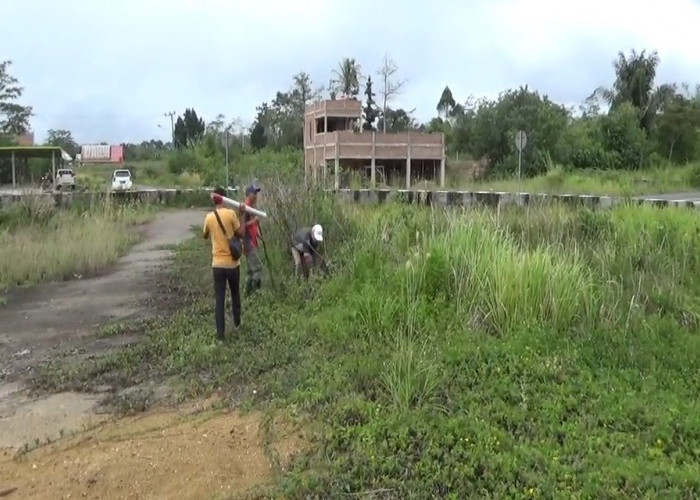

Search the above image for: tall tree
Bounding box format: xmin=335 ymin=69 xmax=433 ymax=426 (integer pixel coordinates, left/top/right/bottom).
xmin=377 ymin=107 xmax=417 ymax=133
xmin=363 ymin=77 xmax=379 ymax=131
xmin=589 ymin=49 xmax=675 ymax=134
xmin=655 ymin=84 xmax=700 ymax=162
xmin=250 ymin=121 xmax=266 ymax=150
xmin=173 ymin=108 xmax=205 ymax=148
xmin=291 ymin=72 xmax=322 ymax=116
xmin=206 ymin=113 xmax=226 ymax=134
xmin=376 ymin=53 xmax=406 ymax=133
xmin=436 ymin=86 xmax=456 ymax=121
xmin=0 ymin=60 xmax=33 ymax=136
xmin=45 ymin=129 xmax=79 ymax=156
xmin=331 ymin=58 xmax=362 ymax=99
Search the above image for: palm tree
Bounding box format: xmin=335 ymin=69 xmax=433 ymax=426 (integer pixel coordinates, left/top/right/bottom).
xmin=590 ymin=49 xmax=675 ymax=133
xmin=331 ymin=58 xmax=362 ymax=99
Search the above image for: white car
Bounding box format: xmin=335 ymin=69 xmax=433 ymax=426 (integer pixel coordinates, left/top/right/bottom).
xmin=111 ymin=169 xmax=133 ymax=191
xmin=55 ymin=168 xmax=76 ymax=190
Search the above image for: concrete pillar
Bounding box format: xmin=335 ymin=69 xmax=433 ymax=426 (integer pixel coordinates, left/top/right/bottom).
xmin=334 ymin=131 xmax=340 ymax=190
xmin=439 ymin=158 xmax=445 ymax=188
xmin=370 ymin=131 xmax=376 ymax=189
xmin=52 ymin=151 xmax=57 ymax=190
xmin=439 ymin=133 xmax=446 ymax=188
xmin=406 ymin=133 xmax=411 ymax=190
xmin=11 ymin=151 xmax=16 ymax=188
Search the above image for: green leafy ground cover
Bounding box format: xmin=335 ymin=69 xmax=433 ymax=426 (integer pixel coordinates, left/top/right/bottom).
xmin=34 ymin=187 xmax=700 ymax=498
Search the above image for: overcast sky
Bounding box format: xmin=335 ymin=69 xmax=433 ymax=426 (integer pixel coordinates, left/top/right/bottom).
xmin=3 ymin=0 xmax=700 ymax=145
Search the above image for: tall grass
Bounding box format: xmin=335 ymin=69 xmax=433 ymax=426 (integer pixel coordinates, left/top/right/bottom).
xmin=468 ymin=162 xmax=700 ymax=195
xmin=35 ymin=185 xmax=700 ymax=497
xmin=0 ymin=194 xmax=153 ymax=293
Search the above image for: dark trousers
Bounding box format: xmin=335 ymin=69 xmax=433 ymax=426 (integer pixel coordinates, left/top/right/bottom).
xmin=213 ymin=266 xmax=241 ymax=339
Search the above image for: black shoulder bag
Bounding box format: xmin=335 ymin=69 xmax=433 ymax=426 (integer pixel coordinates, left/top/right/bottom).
xmin=213 ymin=209 xmax=242 ymax=260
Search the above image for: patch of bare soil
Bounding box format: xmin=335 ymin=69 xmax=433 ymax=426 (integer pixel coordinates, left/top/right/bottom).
xmin=0 ymin=401 xmax=304 ymax=499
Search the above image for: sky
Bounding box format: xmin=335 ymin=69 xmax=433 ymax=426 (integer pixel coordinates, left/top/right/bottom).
xmin=3 ymin=0 xmax=700 ymax=145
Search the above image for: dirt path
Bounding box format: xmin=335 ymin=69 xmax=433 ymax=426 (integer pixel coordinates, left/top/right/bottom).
xmin=0 ymin=209 xmax=205 ymax=450
xmin=0 ymin=401 xmax=302 ymax=500
xmin=0 ymin=208 xmax=304 ymax=498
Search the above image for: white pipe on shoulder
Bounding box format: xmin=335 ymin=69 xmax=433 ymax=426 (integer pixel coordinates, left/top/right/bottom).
xmin=211 ymin=192 xmax=268 ymax=218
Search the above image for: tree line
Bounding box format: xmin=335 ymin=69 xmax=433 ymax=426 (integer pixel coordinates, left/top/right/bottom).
xmin=248 ymin=50 xmax=700 ymax=177
xmin=3 ymin=49 xmax=700 ymax=185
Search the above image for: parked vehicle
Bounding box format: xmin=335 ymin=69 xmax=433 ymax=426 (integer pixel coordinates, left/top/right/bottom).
xmin=111 ymin=169 xmax=133 ymax=191
xmin=55 ymin=168 xmax=76 ymax=190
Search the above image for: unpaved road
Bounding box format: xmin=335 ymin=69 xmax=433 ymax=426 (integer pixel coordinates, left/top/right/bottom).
xmin=0 ymin=209 xmax=205 ymax=450
xmin=1 ymin=402 xmax=303 ymax=500
xmin=0 ymin=208 xmax=303 ymax=499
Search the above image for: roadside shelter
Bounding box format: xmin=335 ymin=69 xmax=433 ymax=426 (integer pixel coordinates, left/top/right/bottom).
xmin=0 ymin=146 xmax=72 ymax=189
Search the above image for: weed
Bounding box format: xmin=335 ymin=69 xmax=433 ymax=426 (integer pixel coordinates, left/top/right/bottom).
xmin=34 ymin=190 xmax=700 ymax=497
xmin=0 ymin=196 xmax=153 ymax=294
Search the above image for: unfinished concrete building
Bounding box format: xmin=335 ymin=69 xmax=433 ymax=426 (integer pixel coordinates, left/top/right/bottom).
xmin=304 ymin=99 xmax=445 ymax=189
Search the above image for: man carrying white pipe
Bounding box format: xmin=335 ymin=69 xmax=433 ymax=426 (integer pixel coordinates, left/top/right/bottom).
xmin=291 ymin=224 xmax=329 ymax=279
xmin=241 ymin=183 xmax=263 ymax=296
xmin=203 ymin=187 xmax=245 ymax=341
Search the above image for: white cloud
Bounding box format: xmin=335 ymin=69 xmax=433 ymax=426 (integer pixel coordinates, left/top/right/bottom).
xmin=1 ymin=0 xmax=699 ymax=143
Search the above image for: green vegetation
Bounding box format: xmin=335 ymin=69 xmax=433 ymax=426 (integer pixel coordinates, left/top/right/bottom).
xmin=0 ymin=194 xmax=154 ymax=296
xmin=117 ymin=49 xmax=700 ymax=195
xmin=466 ymin=162 xmax=700 ymax=196
xmin=35 ymin=183 xmax=700 ymax=497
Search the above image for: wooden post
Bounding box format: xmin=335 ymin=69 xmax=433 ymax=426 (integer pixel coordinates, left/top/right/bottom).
xmin=334 ymin=131 xmax=340 ymax=190
xmin=439 ymin=133 xmax=446 ymax=188
xmin=370 ymin=131 xmax=376 ymax=189
xmin=52 ymin=151 xmax=57 ymax=190
xmin=406 ymin=132 xmax=412 ymax=190
xmin=11 ymin=151 xmax=16 ymax=188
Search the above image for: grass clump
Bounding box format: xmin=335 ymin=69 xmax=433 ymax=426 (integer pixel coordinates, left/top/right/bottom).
xmin=35 ymin=184 xmax=700 ymax=497
xmin=0 ymin=194 xmax=154 ymax=294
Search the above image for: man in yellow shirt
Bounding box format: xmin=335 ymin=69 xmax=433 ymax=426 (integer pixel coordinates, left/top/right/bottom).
xmin=203 ymin=187 xmax=246 ymax=341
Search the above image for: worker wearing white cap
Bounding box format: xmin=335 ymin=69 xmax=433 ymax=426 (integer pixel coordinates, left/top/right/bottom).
xmin=291 ymin=224 xmax=329 ymax=279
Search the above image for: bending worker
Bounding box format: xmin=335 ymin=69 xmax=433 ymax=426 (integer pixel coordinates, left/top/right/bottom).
xmin=291 ymin=224 xmax=329 ymax=279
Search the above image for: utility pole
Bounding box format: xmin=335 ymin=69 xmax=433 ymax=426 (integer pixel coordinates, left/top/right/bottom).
xmin=224 ymin=129 xmax=230 ymax=189
xmin=164 ymin=111 xmax=176 ymax=148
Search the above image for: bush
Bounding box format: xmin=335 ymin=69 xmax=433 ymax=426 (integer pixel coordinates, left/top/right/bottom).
xmin=599 ymin=102 xmax=653 ymax=170
xmin=168 ymin=149 xmax=197 ymax=176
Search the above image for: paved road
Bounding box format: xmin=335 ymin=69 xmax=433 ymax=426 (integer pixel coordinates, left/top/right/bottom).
xmin=0 ymin=185 xmax=172 ymax=196
xmin=634 ymin=192 xmax=700 ymax=202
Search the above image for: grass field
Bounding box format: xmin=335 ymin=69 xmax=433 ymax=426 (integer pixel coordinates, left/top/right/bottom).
xmin=35 ymin=184 xmax=700 ymax=497
xmin=72 ymin=152 xmax=700 ymax=198
xmin=466 ymin=163 xmax=700 ymax=196
xmin=0 ymin=194 xmax=154 ymax=297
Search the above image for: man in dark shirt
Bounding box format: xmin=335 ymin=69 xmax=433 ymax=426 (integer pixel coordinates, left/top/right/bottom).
xmin=291 ymin=224 xmax=329 ymax=279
